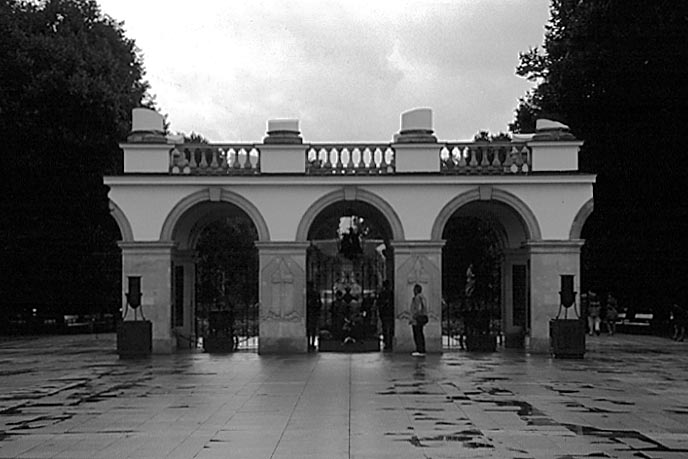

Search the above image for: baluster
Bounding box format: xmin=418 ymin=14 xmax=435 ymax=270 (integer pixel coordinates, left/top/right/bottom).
xmin=322 ymin=148 xmax=332 ymax=170
xmin=468 ymin=147 xmax=478 ymax=171
xmin=445 ymin=146 xmax=456 ymax=170
xmin=450 ymin=146 xmax=460 ymax=170
xmin=457 ymin=146 xmax=467 ymax=169
xmin=377 ymin=148 xmax=387 ymax=174
xmin=254 ymin=148 xmax=260 ymax=173
xmin=226 ymin=148 xmax=236 ymax=172
xmin=233 ymin=148 xmax=242 ymax=169
xmin=189 ymin=148 xmax=198 ymax=169
xmin=363 ymin=148 xmax=372 ymax=173
xmin=219 ymin=148 xmax=228 ymax=170
xmin=355 ymin=148 xmax=365 ymax=171
xmin=491 ymin=146 xmax=502 ymax=171
xmin=386 ymin=147 xmax=395 ymax=173
xmin=504 ymin=146 xmax=514 ymax=173
xmin=521 ymin=146 xmax=530 ymax=173
xmin=480 ymin=146 xmax=491 ymax=171
xmin=170 ymin=148 xmax=179 ymax=173
xmin=334 ymin=148 xmax=343 ymax=172
xmin=199 ymin=148 xmax=209 ymax=169
xmin=243 ymin=147 xmax=253 ymax=169
xmin=513 ymin=145 xmax=523 ymax=173
xmin=440 ymin=146 xmax=450 ymax=171
xmin=307 ymin=147 xmax=318 ymax=172
xmin=210 ymin=148 xmax=219 ymax=169
xmin=372 ymin=148 xmax=381 ymax=173
xmin=343 ymin=148 xmax=354 ymax=173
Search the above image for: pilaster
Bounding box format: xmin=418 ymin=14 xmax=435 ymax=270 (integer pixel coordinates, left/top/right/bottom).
xmin=119 ymin=241 xmax=177 ymax=353
xmin=526 ymin=240 xmax=584 ymax=353
xmin=173 ymin=250 xmax=196 ymax=348
xmin=256 ymin=241 xmax=310 ymax=353
xmin=390 ymin=240 xmax=445 ymax=353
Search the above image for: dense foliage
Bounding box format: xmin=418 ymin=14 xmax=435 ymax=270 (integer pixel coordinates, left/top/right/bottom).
xmin=195 ymin=217 xmax=259 ymax=312
xmin=513 ymin=1 xmax=688 ymax=313
xmin=0 ymin=0 xmax=152 ymax=320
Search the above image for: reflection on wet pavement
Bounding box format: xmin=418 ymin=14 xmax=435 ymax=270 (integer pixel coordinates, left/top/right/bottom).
xmin=1 ymin=333 xmax=687 ymax=458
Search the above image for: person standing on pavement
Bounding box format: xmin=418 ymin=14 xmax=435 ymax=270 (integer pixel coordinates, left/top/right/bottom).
xmin=306 ymin=282 xmax=321 ymax=351
xmin=587 ymin=291 xmax=601 ymax=336
xmin=409 ymin=284 xmax=428 ymax=356
xmin=605 ymin=293 xmax=619 ymax=335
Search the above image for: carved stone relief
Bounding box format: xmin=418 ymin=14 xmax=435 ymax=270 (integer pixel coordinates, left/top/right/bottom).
xmin=260 ymin=255 xmax=304 ymax=322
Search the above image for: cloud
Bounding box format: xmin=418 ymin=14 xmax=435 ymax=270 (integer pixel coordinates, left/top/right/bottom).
xmin=99 ymin=0 xmax=549 ymax=142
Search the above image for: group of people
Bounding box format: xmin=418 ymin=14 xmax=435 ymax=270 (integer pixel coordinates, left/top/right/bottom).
xmin=582 ymin=291 xmax=619 ymax=336
xmin=306 ymin=278 xmax=429 ymax=356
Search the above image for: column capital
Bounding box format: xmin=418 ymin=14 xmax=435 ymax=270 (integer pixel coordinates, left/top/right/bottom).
xmin=118 ymin=241 xmax=177 ymax=254
xmin=255 ymin=241 xmax=310 ymax=254
xmin=390 ymin=240 xmax=446 ymax=252
xmin=526 ymin=240 xmax=584 ymax=254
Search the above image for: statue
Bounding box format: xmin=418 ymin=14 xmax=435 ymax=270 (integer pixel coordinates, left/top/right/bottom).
xmin=465 ymin=263 xmax=476 ymax=298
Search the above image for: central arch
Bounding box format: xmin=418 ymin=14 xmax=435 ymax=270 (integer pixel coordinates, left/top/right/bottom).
xmin=302 ymin=191 xmax=397 ymax=352
xmin=296 ymin=187 xmax=405 ymax=242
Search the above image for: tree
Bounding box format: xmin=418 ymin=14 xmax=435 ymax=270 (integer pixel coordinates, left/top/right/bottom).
xmin=0 ymin=0 xmax=153 ymax=320
xmin=473 ymin=130 xmax=511 ymax=142
xmin=512 ymin=0 xmax=688 ymax=314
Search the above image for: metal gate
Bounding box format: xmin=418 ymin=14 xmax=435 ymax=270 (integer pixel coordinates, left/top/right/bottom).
xmin=307 ymin=239 xmax=388 ymax=352
xmin=194 ymin=217 xmax=259 ymax=352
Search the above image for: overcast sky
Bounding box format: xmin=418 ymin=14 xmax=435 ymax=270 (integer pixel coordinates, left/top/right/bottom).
xmin=98 ymin=0 xmax=550 ymax=142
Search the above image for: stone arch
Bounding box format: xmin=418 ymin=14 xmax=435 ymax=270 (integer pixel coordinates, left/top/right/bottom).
xmin=295 ymin=187 xmax=405 ymax=241
xmin=431 ymin=187 xmax=542 ymax=241
xmin=109 ymin=199 xmax=134 ymax=242
xmin=569 ymin=198 xmax=594 ymax=240
xmin=160 ymin=188 xmax=270 ymax=243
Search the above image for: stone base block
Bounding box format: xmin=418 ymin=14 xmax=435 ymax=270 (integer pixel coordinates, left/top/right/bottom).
xmin=527 ymin=337 xmax=551 ymax=354
xmin=550 ymin=319 xmax=585 ymax=359
xmin=117 ymin=321 xmax=151 ymax=358
xmin=152 ymin=338 xmax=175 ymax=354
xmin=259 ymin=337 xmax=306 ymax=354
xmin=505 ymin=332 xmax=525 ymax=349
xmin=318 ymin=338 xmax=380 ymax=353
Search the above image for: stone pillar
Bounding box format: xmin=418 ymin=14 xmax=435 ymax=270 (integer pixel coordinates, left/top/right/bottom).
xmin=502 ymin=248 xmax=528 ymax=346
xmin=119 ymin=241 xmax=176 ymax=354
xmin=391 ymin=241 xmax=445 ymax=353
xmin=256 ymin=242 xmax=309 ymax=354
xmin=174 ymin=250 xmax=196 ymax=348
xmin=393 ymin=108 xmax=441 ymax=173
xmin=526 ymin=240 xmax=584 ymax=353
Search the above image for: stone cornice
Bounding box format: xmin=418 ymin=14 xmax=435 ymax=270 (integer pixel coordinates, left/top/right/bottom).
xmin=104 ymin=174 xmax=596 ymax=187
xmin=255 ymin=241 xmax=311 ymax=253
xmin=390 ymin=240 xmax=446 ymax=251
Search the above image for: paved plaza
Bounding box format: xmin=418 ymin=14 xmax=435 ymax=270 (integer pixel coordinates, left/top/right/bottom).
xmin=1 ymin=333 xmax=687 ymax=458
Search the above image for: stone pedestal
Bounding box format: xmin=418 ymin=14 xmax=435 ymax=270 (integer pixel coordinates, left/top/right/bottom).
xmin=391 ymin=241 xmax=444 ymax=353
xmin=256 ymin=242 xmax=309 ymax=354
xmin=119 ymin=241 xmax=176 ymax=353
xmin=117 ymin=320 xmax=152 ymax=358
xmin=550 ymin=319 xmax=585 ymax=358
xmin=527 ymin=240 xmax=583 ymax=353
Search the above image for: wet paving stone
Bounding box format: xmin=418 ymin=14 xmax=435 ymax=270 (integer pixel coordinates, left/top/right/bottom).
xmin=1 ymin=333 xmax=688 ymax=458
